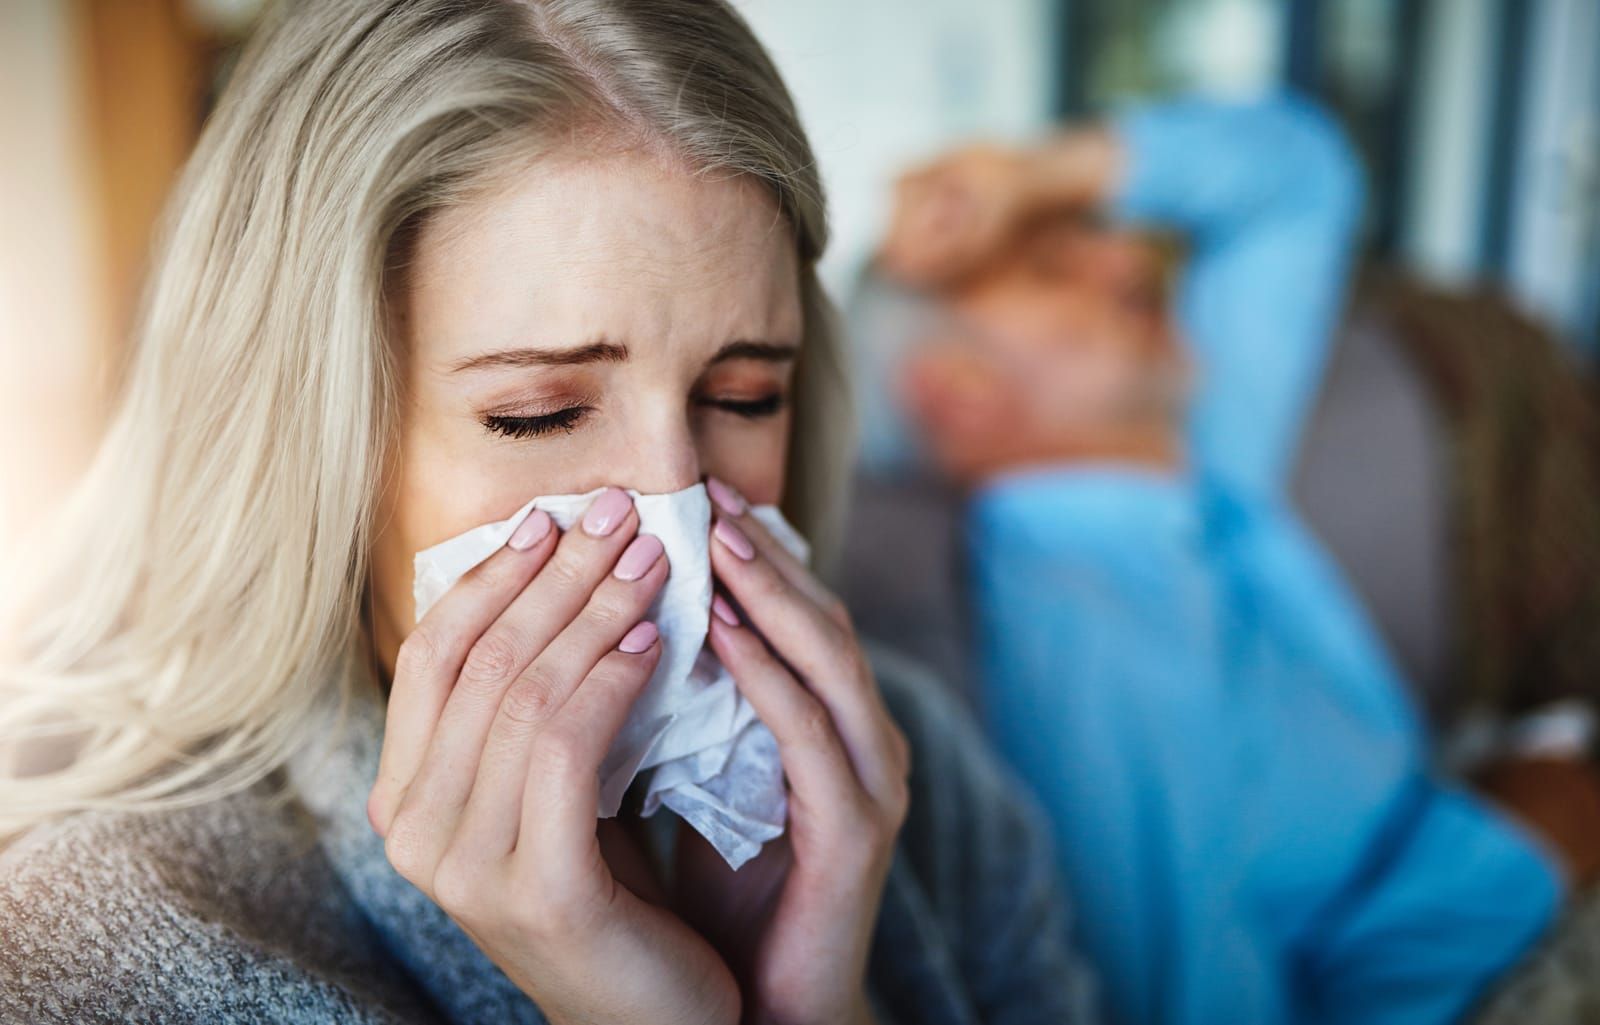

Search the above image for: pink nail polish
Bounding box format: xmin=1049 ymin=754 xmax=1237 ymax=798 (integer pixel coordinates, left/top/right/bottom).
xmin=582 ymin=488 xmax=632 ymax=537
xmin=711 ymin=594 xmax=740 ymax=626
xmin=706 ymin=476 xmax=747 ymax=516
xmin=618 ymin=621 xmax=658 ymax=653
xmin=507 ymin=509 xmax=553 ymax=551
xmin=613 ymin=534 xmax=664 ymax=581
xmin=713 ymin=518 xmax=754 ymax=560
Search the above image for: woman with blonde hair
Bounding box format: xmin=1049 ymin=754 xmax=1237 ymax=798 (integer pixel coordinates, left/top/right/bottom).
xmin=0 ymin=1 xmax=1097 ymax=1022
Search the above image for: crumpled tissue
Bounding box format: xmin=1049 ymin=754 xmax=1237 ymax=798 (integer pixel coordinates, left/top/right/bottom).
xmin=412 ymin=482 xmax=805 ymax=870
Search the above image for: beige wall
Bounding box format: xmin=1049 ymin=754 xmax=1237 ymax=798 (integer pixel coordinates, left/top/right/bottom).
xmin=0 ymin=0 xmax=205 ymax=577
xmin=0 ymin=0 xmax=110 ymax=573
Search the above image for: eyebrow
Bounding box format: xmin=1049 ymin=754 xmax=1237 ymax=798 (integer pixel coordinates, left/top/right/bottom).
xmin=448 ymin=337 xmax=799 ymax=373
xmin=709 ymin=339 xmax=800 ymax=364
xmin=449 ymin=340 xmax=629 ymax=373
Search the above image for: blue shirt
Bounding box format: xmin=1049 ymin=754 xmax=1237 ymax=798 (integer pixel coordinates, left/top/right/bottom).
xmin=968 ymin=97 xmax=1562 ymax=1025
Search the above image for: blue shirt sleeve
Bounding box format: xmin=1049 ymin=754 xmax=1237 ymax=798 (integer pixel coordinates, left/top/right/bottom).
xmin=1110 ymin=95 xmax=1365 ymax=499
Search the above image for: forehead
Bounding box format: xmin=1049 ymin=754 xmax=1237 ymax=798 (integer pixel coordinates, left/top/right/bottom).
xmin=404 ymin=146 xmax=802 ymax=361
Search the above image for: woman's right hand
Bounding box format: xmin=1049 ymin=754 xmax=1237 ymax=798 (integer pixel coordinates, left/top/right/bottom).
xmin=364 ymin=487 xmax=741 ymax=1025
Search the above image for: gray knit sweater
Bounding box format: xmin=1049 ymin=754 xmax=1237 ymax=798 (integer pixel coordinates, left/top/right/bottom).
xmin=0 ymin=643 xmax=1102 ymax=1024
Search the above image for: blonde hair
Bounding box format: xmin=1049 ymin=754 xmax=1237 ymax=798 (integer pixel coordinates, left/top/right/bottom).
xmin=0 ymin=0 xmax=852 ymax=840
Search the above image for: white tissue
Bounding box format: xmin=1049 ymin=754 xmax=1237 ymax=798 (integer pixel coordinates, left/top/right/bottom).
xmin=412 ymin=483 xmax=806 ymax=870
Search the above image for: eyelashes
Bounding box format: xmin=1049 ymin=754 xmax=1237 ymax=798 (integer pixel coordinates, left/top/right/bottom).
xmin=479 ymin=393 xmax=787 ymax=440
xmin=711 ymin=393 xmax=785 ymax=419
xmin=480 ymin=405 xmax=591 ymax=440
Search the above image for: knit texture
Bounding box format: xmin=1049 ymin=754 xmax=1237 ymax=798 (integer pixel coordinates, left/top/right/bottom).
xmin=1 ymin=641 xmax=1100 ymax=1024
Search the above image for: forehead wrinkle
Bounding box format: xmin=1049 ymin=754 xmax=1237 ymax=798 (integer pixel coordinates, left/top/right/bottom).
xmin=410 ymin=150 xmax=802 ymax=364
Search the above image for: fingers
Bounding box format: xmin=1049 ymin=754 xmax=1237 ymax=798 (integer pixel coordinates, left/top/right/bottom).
xmin=706 ymin=480 xmax=908 ymax=804
xmin=707 ymin=495 xmax=855 ymax=687
xmin=370 ymin=508 xmax=558 ymax=835
xmin=880 ymin=147 xmax=1035 ymax=287
xmin=882 ymin=167 xmax=986 ymax=284
xmin=880 ymin=210 xmax=955 ymax=287
xmin=457 ymin=538 xmax=669 ymax=854
xmin=707 ymin=614 xmax=868 ymax=832
xmin=518 ymin=638 xmax=662 ymax=859
xmin=704 ymin=476 xmax=831 ymax=611
xmin=380 ymin=488 xmax=648 ymax=873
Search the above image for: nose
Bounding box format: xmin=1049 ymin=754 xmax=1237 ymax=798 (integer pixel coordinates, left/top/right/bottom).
xmin=612 ymin=407 xmax=702 ymax=496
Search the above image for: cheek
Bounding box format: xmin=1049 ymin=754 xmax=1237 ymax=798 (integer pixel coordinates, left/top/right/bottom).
xmin=696 ymin=408 xmax=793 ymax=506
xmin=387 ymin=408 xmax=538 ymax=540
xmin=367 ymin=410 xmax=562 ymax=629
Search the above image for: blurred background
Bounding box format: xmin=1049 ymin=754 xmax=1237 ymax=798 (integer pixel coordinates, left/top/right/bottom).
xmin=1 ymin=0 xmax=1597 ymax=725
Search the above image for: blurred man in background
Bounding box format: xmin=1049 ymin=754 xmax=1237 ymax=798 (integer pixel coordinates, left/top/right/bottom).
xmin=877 ymin=96 xmax=1583 ymax=1025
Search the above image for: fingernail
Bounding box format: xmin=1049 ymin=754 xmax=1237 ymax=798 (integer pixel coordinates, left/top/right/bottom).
xmin=618 ymin=621 xmax=658 ymax=654
xmin=614 ymin=534 xmax=664 ymax=581
xmin=706 ymin=476 xmax=747 ymax=516
xmin=507 ymin=509 xmax=553 ymax=551
xmin=711 ymin=594 xmax=740 ymax=626
xmin=582 ymin=488 xmax=632 ymax=537
xmin=713 ymin=518 xmax=754 ymax=560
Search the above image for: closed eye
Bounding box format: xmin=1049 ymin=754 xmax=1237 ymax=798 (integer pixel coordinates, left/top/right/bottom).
xmin=480 ymin=406 xmax=591 ymax=439
xmin=701 ymin=393 xmax=786 ymax=418
xmin=480 ymin=392 xmax=785 ymax=441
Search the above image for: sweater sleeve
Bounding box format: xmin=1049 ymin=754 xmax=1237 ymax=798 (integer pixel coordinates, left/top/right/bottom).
xmin=866 ymin=641 xmax=1103 ymax=1025
xmin=0 ymin=800 xmax=437 ymax=1025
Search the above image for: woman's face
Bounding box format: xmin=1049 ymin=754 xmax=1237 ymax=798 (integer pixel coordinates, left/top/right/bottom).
xmin=368 ymin=146 xmax=802 ymax=673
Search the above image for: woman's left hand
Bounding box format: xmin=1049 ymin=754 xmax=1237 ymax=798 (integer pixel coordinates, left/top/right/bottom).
xmin=671 ymin=477 xmax=912 ymax=1025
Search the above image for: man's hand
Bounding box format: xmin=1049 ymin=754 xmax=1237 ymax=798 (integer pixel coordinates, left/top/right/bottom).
xmin=877 ymin=129 xmax=1121 ymax=288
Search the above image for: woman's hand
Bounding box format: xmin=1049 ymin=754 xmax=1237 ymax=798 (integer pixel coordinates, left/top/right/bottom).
xmin=364 ymin=488 xmax=741 ymax=1025
xmin=672 ymin=477 xmax=912 ymax=1025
